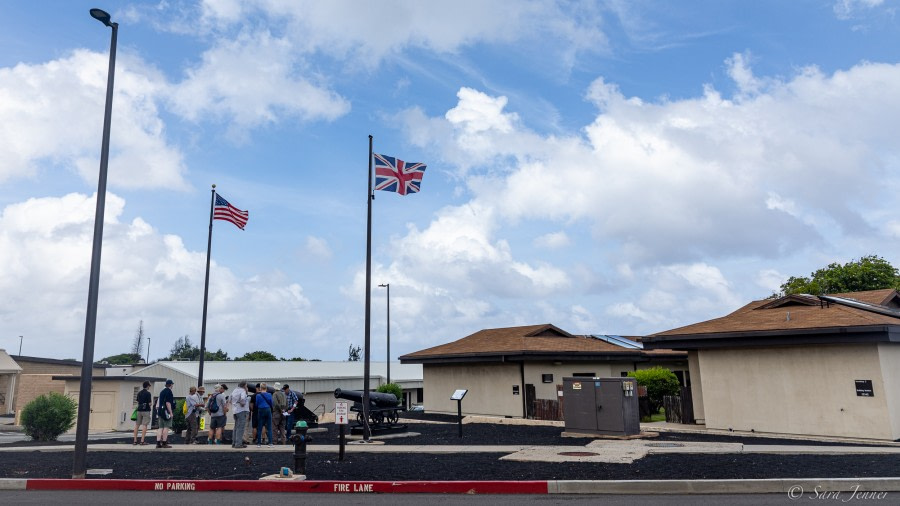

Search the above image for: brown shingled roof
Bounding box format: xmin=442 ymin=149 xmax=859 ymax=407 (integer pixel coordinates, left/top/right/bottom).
xmin=653 ymin=290 xmax=900 ymax=338
xmin=399 ymin=323 xmax=685 ymax=363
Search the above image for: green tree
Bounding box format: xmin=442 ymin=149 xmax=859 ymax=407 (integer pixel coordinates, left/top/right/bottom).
xmin=628 ymin=367 xmax=680 ymax=414
xmin=99 ymin=352 xmax=141 ymax=365
xmin=131 ymin=320 xmax=146 ymax=359
xmin=778 ymin=255 xmax=900 ymax=296
xmin=164 ymin=335 xmax=229 ymax=361
xmin=281 ymin=356 xmax=309 ymax=361
xmin=348 ymin=344 xmax=361 ymax=362
xmin=236 ymin=350 xmax=278 ymax=361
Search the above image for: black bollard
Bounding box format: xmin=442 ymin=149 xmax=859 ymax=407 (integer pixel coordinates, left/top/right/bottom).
xmin=290 ymin=420 xmax=311 ymax=475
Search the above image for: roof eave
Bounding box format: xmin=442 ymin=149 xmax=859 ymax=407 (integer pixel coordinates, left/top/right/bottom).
xmin=643 ymin=325 xmax=900 ymax=350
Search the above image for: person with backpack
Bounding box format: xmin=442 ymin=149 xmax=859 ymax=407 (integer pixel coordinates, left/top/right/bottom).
xmin=156 ymin=379 xmax=175 ymax=448
xmin=206 ymin=383 xmax=228 ymax=444
xmin=230 ymin=381 xmax=249 ymax=449
xmin=132 ymin=381 xmax=153 ymax=445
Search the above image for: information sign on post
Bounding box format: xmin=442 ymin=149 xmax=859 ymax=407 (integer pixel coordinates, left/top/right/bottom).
xmin=335 ymin=401 xmax=349 ymax=424
xmin=450 ymin=389 xmax=468 ymax=438
xmin=335 ymin=401 xmax=349 ymax=461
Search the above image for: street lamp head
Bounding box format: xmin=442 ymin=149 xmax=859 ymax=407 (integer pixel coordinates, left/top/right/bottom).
xmin=90 ymin=8 xmax=114 ymax=27
xmin=378 ymin=283 xmax=388 ymax=288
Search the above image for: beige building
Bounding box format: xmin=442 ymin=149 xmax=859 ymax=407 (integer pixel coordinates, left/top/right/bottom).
xmin=643 ymin=289 xmax=900 ymax=441
xmin=0 ymin=350 xmax=22 ymax=415
xmin=9 ymin=355 xmax=106 ymax=414
xmin=400 ymin=324 xmax=687 ymax=418
xmin=54 ymin=375 xmax=166 ymax=432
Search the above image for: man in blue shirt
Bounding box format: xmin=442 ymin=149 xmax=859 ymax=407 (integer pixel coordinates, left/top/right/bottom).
xmin=156 ymin=379 xmax=175 ymax=448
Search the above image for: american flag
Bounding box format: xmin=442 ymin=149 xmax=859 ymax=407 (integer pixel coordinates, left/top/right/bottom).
xmin=374 ymin=154 xmax=427 ymax=196
xmin=213 ymin=194 xmax=249 ymax=230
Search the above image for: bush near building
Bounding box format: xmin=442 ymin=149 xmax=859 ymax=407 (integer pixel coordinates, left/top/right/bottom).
xmin=21 ymin=392 xmax=77 ymax=441
xmin=628 ymin=367 xmax=680 ymax=414
xmin=376 ymin=383 xmax=403 ymax=404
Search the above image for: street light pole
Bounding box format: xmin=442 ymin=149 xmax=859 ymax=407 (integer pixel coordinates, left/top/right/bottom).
xmin=378 ymin=283 xmax=390 ymax=384
xmin=74 ymin=7 xmax=118 ymax=480
xmin=18 ymin=336 xmax=22 ymax=356
xmin=146 ymin=337 xmax=151 ymax=364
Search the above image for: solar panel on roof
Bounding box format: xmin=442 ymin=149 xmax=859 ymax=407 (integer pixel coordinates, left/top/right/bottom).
xmin=590 ymin=334 xmax=643 ymax=349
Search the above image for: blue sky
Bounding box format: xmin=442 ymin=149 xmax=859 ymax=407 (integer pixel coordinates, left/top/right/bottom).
xmin=2 ymin=0 xmax=900 ymax=362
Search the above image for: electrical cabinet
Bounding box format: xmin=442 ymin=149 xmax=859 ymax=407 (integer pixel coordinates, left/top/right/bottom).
xmin=562 ymin=377 xmax=640 ymax=436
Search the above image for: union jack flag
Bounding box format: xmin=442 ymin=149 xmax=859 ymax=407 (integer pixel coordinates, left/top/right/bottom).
xmin=374 ymin=153 xmax=427 ymax=196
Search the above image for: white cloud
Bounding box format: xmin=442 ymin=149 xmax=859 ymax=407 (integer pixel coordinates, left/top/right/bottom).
xmin=304 ymin=236 xmax=333 ymax=262
xmin=403 ymin=58 xmax=900 ymax=265
xmin=534 ymin=231 xmax=571 ymax=250
xmin=0 ymin=193 xmax=318 ymax=359
xmin=833 ymin=0 xmax=885 ymax=19
xmin=0 ymin=50 xmax=188 ymax=190
xmin=170 ymin=31 xmax=351 ymax=133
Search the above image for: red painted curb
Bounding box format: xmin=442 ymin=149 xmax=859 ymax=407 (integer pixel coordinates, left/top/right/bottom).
xmin=25 ymin=479 xmax=549 ymax=494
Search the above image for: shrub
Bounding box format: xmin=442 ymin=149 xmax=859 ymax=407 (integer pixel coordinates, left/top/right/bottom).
xmin=172 ymin=399 xmax=186 ymax=434
xmin=376 ymin=383 xmax=403 ymax=405
xmin=21 ymin=392 xmax=77 ymax=441
xmin=628 ymin=367 xmax=681 ymax=414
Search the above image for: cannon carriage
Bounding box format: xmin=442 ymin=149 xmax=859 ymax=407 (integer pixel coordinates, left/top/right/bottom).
xmin=334 ymin=388 xmax=402 ymax=426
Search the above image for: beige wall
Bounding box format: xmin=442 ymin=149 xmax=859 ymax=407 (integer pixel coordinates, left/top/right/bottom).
xmin=423 ymin=363 xmax=522 ymax=417
xmin=14 ymin=374 xmax=67 ymax=412
xmin=877 ymin=343 xmax=900 ymax=439
xmin=699 ymin=344 xmax=897 ymax=440
xmin=688 ymin=351 xmax=705 ymax=424
xmin=64 ymin=380 xmax=140 ymax=432
xmin=424 ymin=360 xmax=690 ymax=418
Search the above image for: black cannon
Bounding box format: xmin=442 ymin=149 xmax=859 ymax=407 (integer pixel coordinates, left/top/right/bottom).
xmin=334 ymin=388 xmax=401 ymax=426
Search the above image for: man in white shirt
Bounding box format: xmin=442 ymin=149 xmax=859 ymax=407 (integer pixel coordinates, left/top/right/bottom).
xmin=230 ymin=381 xmax=250 ymax=449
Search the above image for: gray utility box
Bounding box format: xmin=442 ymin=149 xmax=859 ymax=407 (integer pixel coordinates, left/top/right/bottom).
xmin=562 ymin=377 xmax=640 ymax=436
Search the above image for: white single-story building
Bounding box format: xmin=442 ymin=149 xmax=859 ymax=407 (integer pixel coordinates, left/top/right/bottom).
xmin=643 ymin=288 xmax=900 ymax=441
xmin=400 ymin=324 xmax=688 ymax=418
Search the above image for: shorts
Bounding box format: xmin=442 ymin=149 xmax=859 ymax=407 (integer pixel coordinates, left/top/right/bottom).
xmin=135 ymin=411 xmax=152 ymax=427
xmin=158 ymin=416 xmax=173 ymax=429
xmin=209 ymin=416 xmax=227 ymax=429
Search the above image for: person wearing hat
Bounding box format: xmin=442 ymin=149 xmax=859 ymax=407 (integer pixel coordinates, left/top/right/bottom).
xmin=272 ymin=382 xmax=287 ymax=444
xmin=156 ymin=379 xmax=175 ymax=448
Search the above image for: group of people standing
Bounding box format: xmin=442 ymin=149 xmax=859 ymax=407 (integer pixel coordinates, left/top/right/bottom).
xmin=132 ymin=379 xmax=304 ymax=448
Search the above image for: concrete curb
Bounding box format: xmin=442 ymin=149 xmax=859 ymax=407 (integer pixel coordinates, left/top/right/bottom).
xmin=1 ymin=477 xmax=898 ymax=494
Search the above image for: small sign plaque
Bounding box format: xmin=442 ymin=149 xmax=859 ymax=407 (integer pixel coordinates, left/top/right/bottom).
xmin=572 ymin=382 xmax=581 ymax=390
xmin=451 ymin=389 xmax=468 ymax=401
xmin=855 ymin=379 xmax=874 ymax=397
xmin=335 ymin=401 xmax=349 ymax=424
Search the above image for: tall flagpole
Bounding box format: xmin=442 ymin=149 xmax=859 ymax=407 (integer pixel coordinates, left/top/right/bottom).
xmin=363 ymin=135 xmax=373 ymax=440
xmin=198 ymin=184 xmax=216 ymax=388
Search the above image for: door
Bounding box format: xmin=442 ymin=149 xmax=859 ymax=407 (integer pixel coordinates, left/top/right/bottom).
xmin=594 ymin=380 xmax=624 ymax=434
xmin=562 ymin=378 xmax=597 ymax=431
xmin=525 ymin=384 xmax=536 ymax=418
xmin=89 ymin=392 xmax=115 ymax=431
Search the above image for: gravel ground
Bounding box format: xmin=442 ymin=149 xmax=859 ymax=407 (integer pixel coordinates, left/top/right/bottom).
xmin=1 ymin=451 xmax=898 ymax=482
xmin=1 ymin=417 xmax=898 ymax=481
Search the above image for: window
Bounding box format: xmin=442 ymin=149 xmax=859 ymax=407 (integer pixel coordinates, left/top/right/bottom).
xmin=416 ymin=388 xmax=423 ymax=403
xmin=572 ymin=372 xmax=595 ymax=378
xmin=620 ymin=372 xmax=629 ymax=377
xmin=541 ymin=374 xmax=553 ymax=384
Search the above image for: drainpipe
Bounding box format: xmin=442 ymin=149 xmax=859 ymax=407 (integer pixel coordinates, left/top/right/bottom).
xmin=520 ymin=361 xmax=526 ymax=418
